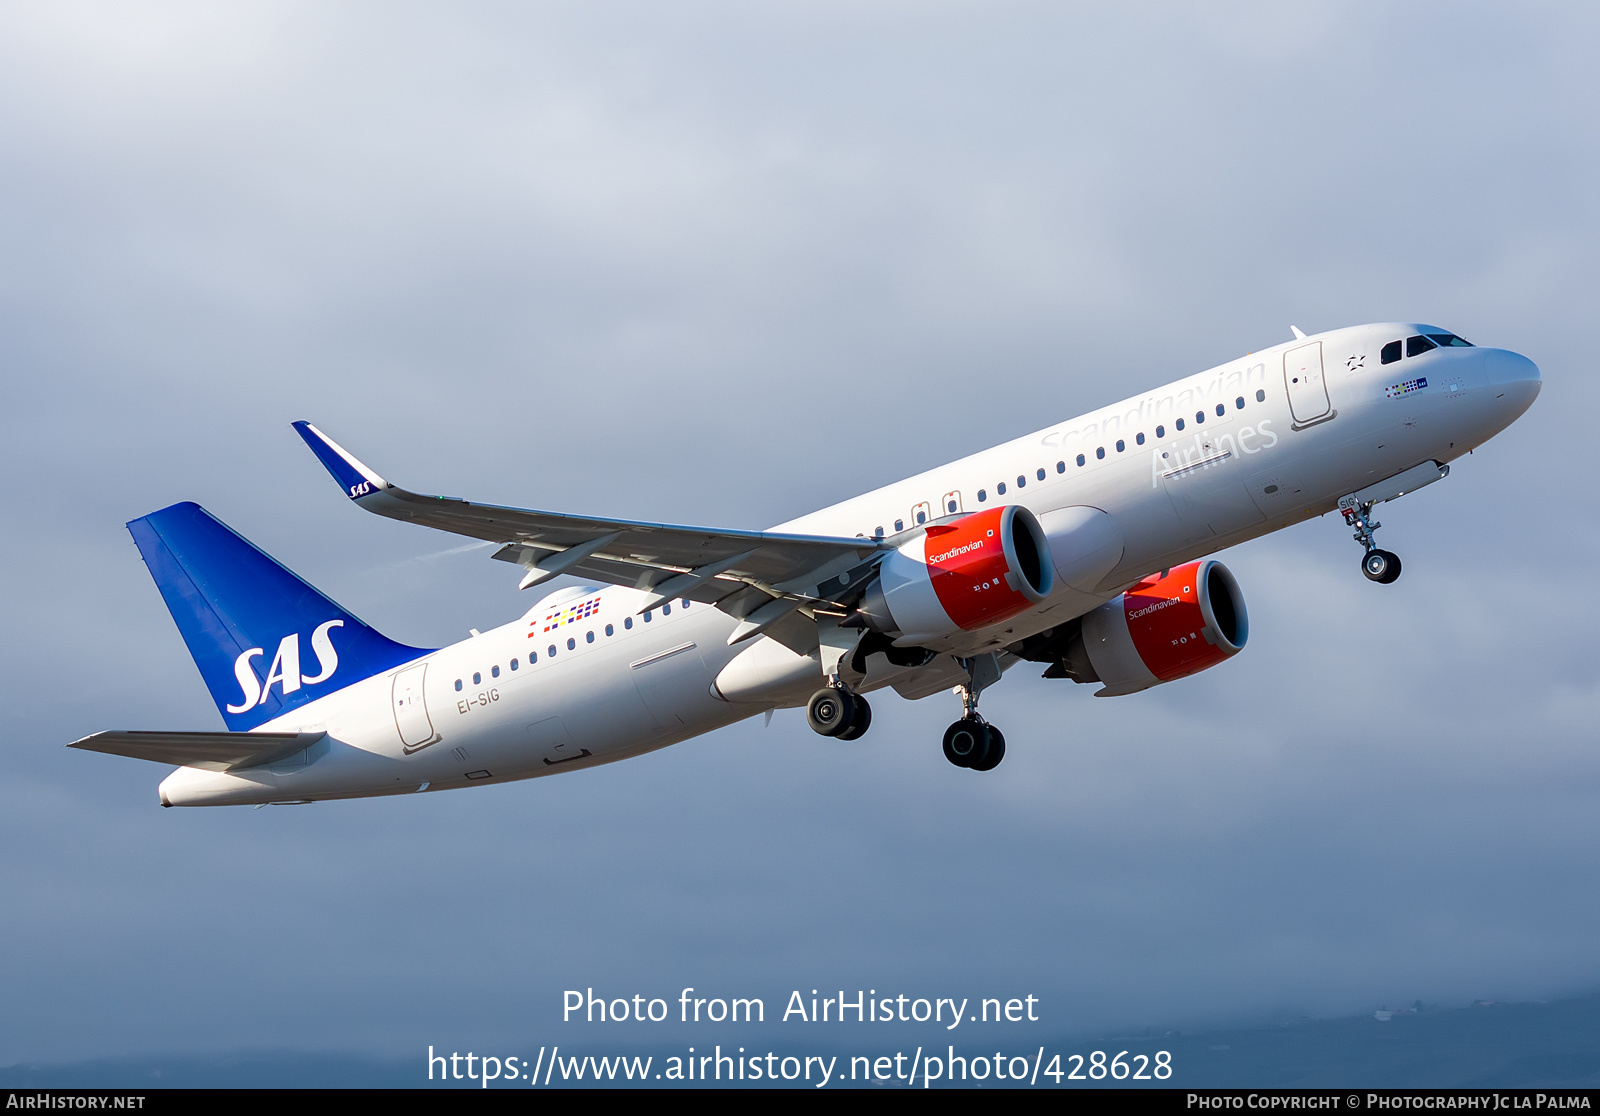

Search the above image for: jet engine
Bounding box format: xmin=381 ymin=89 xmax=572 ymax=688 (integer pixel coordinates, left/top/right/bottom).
xmin=1016 ymin=560 xmax=1248 ymax=696
xmin=856 ymin=505 xmax=1054 ymax=643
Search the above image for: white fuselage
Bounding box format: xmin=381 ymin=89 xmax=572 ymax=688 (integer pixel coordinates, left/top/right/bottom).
xmin=159 ymin=324 xmax=1540 ymax=806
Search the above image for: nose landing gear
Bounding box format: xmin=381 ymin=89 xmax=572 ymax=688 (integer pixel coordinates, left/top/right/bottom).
xmin=1340 ymin=494 xmax=1402 ymax=584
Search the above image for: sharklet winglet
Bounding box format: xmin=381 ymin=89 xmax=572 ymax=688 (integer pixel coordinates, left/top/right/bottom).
xmin=292 ymin=421 xmax=390 ymax=501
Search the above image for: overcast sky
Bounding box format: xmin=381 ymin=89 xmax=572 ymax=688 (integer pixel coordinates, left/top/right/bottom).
xmin=1 ymin=1 xmax=1596 ymax=1066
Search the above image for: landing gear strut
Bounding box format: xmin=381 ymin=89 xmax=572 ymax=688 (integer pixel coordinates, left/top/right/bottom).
xmin=942 ymin=665 xmax=1005 ymax=771
xmin=806 ymin=686 xmax=871 ymax=740
xmin=1339 ymin=494 xmax=1402 ymax=585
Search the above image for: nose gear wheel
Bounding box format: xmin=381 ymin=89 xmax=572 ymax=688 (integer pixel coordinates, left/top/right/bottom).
xmin=1361 ymin=548 xmax=1402 ymax=584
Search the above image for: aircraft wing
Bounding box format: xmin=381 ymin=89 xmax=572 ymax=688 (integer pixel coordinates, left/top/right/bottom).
xmin=68 ymin=731 xmax=327 ymax=772
xmin=293 ymin=422 xmax=887 ymax=643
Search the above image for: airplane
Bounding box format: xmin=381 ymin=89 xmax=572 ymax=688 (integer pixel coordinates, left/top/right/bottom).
xmin=70 ymin=323 xmax=1540 ymax=806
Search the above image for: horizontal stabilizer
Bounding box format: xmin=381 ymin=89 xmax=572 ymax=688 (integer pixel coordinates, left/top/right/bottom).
xmin=69 ymin=730 xmax=327 ymax=772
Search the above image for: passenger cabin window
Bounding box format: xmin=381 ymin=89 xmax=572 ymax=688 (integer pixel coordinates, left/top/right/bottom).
xmin=472 ymin=672 xmax=481 ymax=685
xmin=454 ymin=679 xmax=463 ymax=692
xmin=491 ymin=665 xmax=500 ymax=678
xmin=1195 ymin=410 xmax=1205 ymax=424
xmin=624 ymin=617 xmax=633 ymax=630
xmin=1016 ymin=475 xmax=1025 ymax=488
xmin=1136 ymin=433 xmax=1145 ymax=445
xmin=1216 ymin=403 xmax=1225 ymax=417
xmin=548 ymin=644 xmax=556 ymax=657
xmin=605 ymin=624 xmax=614 ymax=636
xmin=1156 ymin=425 xmax=1165 ymax=438
xmin=997 ymin=482 xmax=1007 ymax=495
xmin=894 ymin=519 xmax=904 ymax=532
xmin=567 ymin=637 xmax=576 ymax=650
xmin=586 ymin=631 xmax=595 ymax=643
xmin=511 ymin=658 xmax=519 ymax=670
xmin=662 ymin=603 xmax=671 ymax=615
xmin=1056 ymin=461 xmax=1065 ymax=473
xmin=1036 ymin=468 xmax=1046 ymax=481
xmin=1381 ymin=340 xmax=1403 ymax=364
xmin=1076 ymin=454 xmax=1086 ymax=466
xmin=873 ymin=526 xmax=884 ymax=539
xmin=1236 ymin=396 xmax=1245 ymax=409
xmin=1255 ymin=389 xmax=1266 ymax=402
xmin=1407 ymin=334 xmax=1437 ymax=357
xmin=529 ymin=651 xmax=538 ymax=662
xmin=1115 ymin=440 xmax=1125 ymax=452
xmin=1176 ymin=418 xmax=1185 ymax=431
xmin=1095 ymin=447 xmax=1105 ymax=460
xmin=977 ymin=490 xmax=987 ymax=503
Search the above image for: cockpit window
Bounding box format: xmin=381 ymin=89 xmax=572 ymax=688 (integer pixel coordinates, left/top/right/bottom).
xmin=1426 ymin=333 xmax=1473 ymax=347
xmin=1406 ymin=335 xmax=1437 ymax=357
xmin=1381 ymin=340 xmax=1402 ymax=365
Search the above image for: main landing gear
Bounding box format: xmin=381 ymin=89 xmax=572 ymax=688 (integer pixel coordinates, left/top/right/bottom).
xmin=942 ymin=671 xmax=1005 ymax=772
xmin=943 ymin=718 xmax=1005 ymax=771
xmin=804 ymin=652 xmax=1009 ymax=772
xmin=806 ymin=685 xmax=872 ymax=741
xmin=1339 ymin=494 xmax=1402 ymax=585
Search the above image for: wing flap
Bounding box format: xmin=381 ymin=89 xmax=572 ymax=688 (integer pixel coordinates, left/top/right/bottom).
xmin=69 ymin=731 xmax=327 ymax=772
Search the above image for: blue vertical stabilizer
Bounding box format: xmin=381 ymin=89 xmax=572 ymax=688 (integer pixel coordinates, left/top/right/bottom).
xmin=128 ymin=502 xmax=430 ymax=731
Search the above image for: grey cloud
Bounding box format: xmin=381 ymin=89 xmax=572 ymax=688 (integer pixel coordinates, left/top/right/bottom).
xmin=0 ymin=1 xmax=1596 ymax=1064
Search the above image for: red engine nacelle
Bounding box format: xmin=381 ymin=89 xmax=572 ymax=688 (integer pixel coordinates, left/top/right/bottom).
xmin=859 ymin=505 xmax=1055 ymax=642
xmin=1079 ymin=560 xmax=1248 ymax=695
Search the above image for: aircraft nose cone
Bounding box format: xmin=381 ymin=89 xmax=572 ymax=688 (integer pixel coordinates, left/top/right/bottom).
xmin=1487 ymin=349 xmax=1541 ymax=419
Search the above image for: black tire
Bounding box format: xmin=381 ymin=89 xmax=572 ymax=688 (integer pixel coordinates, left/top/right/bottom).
xmin=970 ymin=726 xmax=1006 ymax=771
xmin=1377 ymin=551 xmax=1402 ymax=584
xmin=837 ymin=694 xmax=872 ymax=741
xmin=942 ymin=719 xmax=989 ymax=768
xmin=807 ymin=688 xmax=852 ymax=737
xmin=1361 ymin=549 xmax=1395 ymax=583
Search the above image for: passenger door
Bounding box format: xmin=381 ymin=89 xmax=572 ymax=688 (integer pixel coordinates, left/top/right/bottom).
xmin=1283 ymin=341 xmax=1334 ymax=428
xmin=392 ymin=663 xmax=439 ymax=752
